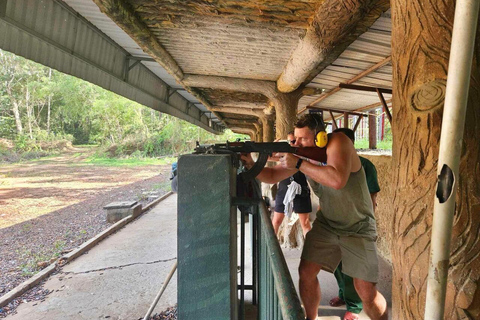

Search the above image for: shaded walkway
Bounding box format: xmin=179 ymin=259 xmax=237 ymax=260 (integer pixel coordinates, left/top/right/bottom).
xmin=6 ymin=195 xmax=177 ymax=320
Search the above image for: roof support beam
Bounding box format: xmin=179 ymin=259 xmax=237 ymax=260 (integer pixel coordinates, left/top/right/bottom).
xmin=300 ymin=106 xmax=370 ymax=118
xmin=183 ymin=75 xmax=306 ymax=139
xmin=329 ymin=111 xmax=339 ymax=130
xmin=355 ymin=99 xmax=392 ymax=112
xmin=230 ymin=127 xmax=255 ymax=140
xmin=277 ymin=0 xmax=390 ymax=93
xmin=92 ymin=0 xmax=183 ymax=81
xmin=353 ymin=116 xmax=363 ymax=132
xmin=216 ymin=102 xmax=266 ymax=109
xmin=338 ymin=83 xmax=392 ymax=94
xmin=225 ymin=119 xmax=258 ymax=127
xmin=209 ymin=107 xmax=264 ymax=117
xmin=92 ymin=0 xmax=228 ymax=128
xmin=183 ymin=74 xmax=277 ymax=100
xmin=308 ymin=55 xmax=392 ymax=107
xmin=376 ymin=88 xmax=393 ymax=125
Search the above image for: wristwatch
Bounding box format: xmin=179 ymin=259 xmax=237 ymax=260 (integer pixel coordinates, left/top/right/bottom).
xmin=295 ymin=158 xmax=303 ymax=169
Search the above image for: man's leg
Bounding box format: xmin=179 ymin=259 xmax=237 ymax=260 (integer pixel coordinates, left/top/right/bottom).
xmin=330 ymin=262 xmax=346 ymax=307
xmin=342 ymin=272 xmax=363 ymax=318
xmin=272 ymin=211 xmax=284 ymax=235
xmin=297 ymin=213 xmax=312 ymax=236
xmin=299 ymin=259 xmax=322 ymax=320
xmin=353 ymin=278 xmax=387 ymax=320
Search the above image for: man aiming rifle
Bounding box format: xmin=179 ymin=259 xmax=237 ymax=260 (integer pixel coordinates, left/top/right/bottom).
xmin=240 ymin=114 xmax=388 ymax=320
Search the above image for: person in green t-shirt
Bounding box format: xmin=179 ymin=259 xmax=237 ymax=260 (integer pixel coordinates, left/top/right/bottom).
xmin=329 ymin=128 xmax=380 ymax=320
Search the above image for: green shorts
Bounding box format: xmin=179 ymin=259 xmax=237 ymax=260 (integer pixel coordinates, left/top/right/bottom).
xmin=301 ymin=220 xmax=379 ymax=283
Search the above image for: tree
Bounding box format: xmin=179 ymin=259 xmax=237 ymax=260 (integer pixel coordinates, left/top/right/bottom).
xmin=0 ymin=50 xmax=25 ymax=134
xmin=391 ymin=1 xmax=480 ymax=319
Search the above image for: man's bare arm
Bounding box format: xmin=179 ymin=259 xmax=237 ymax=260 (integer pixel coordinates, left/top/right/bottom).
xmin=297 ymin=133 xmax=357 ymax=190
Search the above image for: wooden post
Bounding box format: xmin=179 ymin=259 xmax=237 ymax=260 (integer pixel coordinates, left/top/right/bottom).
xmin=344 ymin=112 xmax=349 ymax=128
xmin=353 ymin=116 xmax=362 ymax=132
xmin=329 ymin=111 xmax=338 ymax=130
xmin=381 ymin=113 xmax=385 ymax=141
xmin=376 ymin=88 xmax=393 ymax=125
xmin=368 ymin=110 xmax=377 ymax=149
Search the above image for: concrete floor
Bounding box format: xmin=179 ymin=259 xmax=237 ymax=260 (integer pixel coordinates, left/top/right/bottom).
xmin=6 ymin=194 xmax=392 ymax=320
xmin=7 ymin=194 xmax=178 ymax=320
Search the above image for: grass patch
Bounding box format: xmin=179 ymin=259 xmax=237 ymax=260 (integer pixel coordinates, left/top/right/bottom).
xmin=0 ymin=150 xmax=54 ymax=163
xmin=152 ymin=181 xmax=172 ymax=191
xmin=73 ymin=144 xmax=99 ymax=148
xmin=84 ymin=156 xmax=177 ymax=167
xmin=355 ymin=139 xmax=392 ymax=150
xmin=17 ymin=240 xmax=67 ymax=276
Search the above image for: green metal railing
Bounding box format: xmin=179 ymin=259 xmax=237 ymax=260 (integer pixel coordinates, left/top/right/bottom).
xmin=257 ymin=200 xmax=304 ymax=320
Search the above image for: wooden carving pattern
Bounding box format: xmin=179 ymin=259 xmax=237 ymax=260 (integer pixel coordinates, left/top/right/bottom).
xmin=391 ymin=1 xmax=480 ymax=319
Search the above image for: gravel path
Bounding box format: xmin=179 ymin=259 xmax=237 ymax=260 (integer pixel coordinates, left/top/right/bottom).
xmin=0 ymin=149 xmax=173 ymax=316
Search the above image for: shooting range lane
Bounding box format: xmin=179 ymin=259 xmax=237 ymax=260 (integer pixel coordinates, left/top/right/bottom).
xmin=6 ymin=195 xmax=178 ymax=320
xmin=5 ymin=191 xmax=392 ymax=320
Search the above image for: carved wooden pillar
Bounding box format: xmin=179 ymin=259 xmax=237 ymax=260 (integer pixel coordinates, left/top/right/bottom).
xmin=253 ymin=122 xmax=263 ymax=142
xmin=271 ymin=89 xmax=302 ymax=140
xmin=262 ymin=115 xmax=275 ymax=142
xmin=391 ymin=1 xmax=480 ymax=319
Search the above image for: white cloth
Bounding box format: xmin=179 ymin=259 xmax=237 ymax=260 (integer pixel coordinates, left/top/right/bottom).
xmin=283 ymin=180 xmax=302 ymax=218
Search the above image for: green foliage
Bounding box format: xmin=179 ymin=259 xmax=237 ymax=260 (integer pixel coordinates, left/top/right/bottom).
xmin=17 ymin=240 xmax=66 ymax=276
xmin=354 ymin=138 xmax=392 ymax=150
xmin=0 ymin=49 xmax=247 ymax=158
xmin=0 ymin=116 xmax=16 ymax=138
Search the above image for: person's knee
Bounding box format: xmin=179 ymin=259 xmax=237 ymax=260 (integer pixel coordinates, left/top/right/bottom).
xmin=299 ymin=260 xmax=320 ymax=282
xmin=353 ymin=278 xmax=378 ymax=303
xmin=272 ymin=213 xmax=283 ymax=226
xmin=298 ymin=214 xmax=311 ymax=227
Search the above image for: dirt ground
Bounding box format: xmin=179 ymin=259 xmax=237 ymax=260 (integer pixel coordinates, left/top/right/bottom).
xmin=0 ymin=147 xmax=172 ymax=300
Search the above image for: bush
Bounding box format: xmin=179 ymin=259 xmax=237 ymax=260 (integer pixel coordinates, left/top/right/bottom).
xmin=15 ymin=135 xmax=40 ymax=152
xmin=0 ymin=149 xmax=49 ymax=163
xmin=96 ymin=134 xmax=193 ymax=158
xmin=0 ymin=138 xmax=14 ymax=151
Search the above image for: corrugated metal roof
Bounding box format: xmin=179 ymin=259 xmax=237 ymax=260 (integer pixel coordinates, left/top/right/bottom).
xmin=60 ymin=0 xmax=225 ymax=125
xmin=0 ymin=0 xmax=221 ymax=132
xmin=2 ymin=0 xmax=393 ymax=135
xmin=299 ymin=10 xmax=392 ymax=120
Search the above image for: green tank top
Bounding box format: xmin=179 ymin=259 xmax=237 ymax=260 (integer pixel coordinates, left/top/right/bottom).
xmin=308 ymin=167 xmax=377 ymax=239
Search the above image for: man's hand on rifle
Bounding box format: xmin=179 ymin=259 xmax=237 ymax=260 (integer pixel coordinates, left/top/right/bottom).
xmin=240 ymin=153 xmax=255 ymax=169
xmin=278 ymin=153 xmax=300 ymax=170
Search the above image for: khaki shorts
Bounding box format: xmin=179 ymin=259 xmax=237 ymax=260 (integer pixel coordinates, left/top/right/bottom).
xmin=301 ymin=220 xmax=379 ymax=283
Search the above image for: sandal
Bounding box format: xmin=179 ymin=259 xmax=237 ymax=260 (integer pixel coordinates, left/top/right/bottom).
xmin=329 ymin=296 xmax=345 ymax=307
xmin=343 ymin=311 xmax=360 ymax=320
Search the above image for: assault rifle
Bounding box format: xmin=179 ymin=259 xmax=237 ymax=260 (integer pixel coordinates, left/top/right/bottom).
xmin=194 ymin=141 xmax=327 ymax=182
